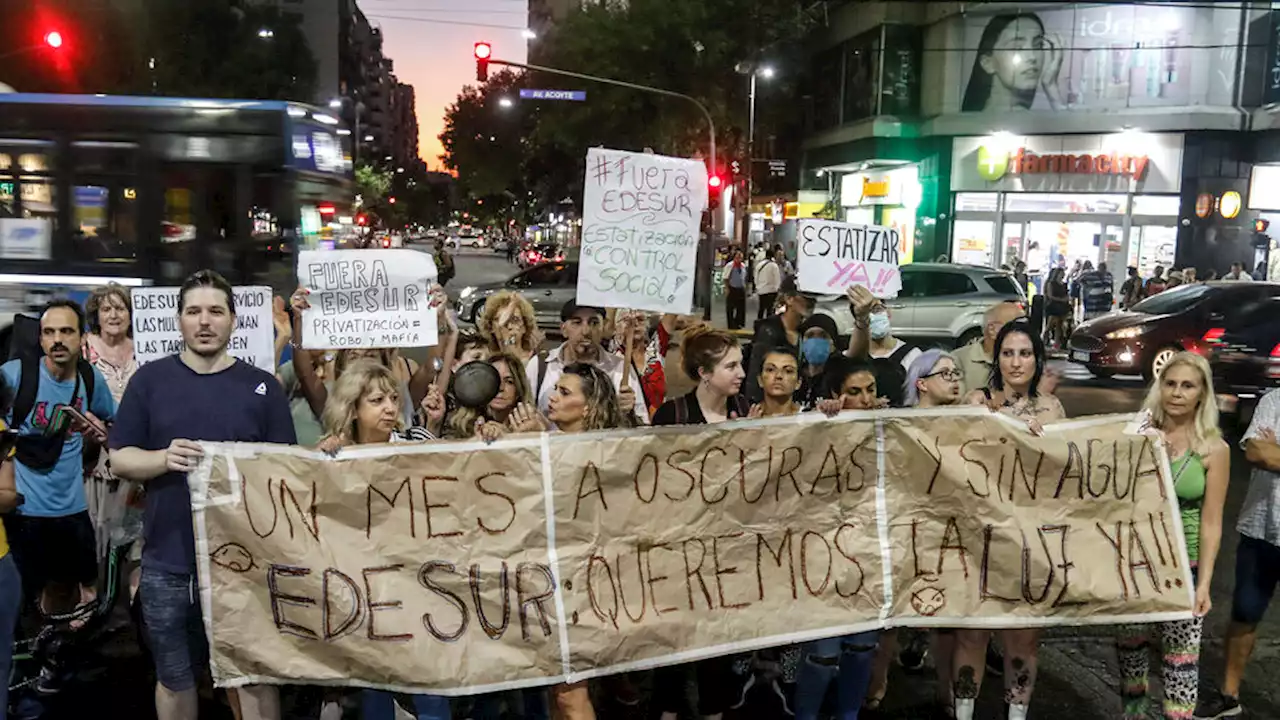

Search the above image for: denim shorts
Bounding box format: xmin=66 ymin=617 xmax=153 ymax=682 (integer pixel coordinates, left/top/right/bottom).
xmin=140 ymin=566 xmax=209 ymax=691
xmin=1231 ymin=534 xmax=1280 ymax=625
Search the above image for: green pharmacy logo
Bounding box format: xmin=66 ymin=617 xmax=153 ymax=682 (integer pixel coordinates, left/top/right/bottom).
xmin=977 ymin=146 xmax=1009 ymax=181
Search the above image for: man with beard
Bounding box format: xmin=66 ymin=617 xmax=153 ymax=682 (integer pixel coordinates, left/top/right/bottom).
xmin=108 ymin=270 xmax=295 ymax=720
xmin=1 ymin=300 xmax=115 ymax=649
xmin=527 ymin=299 xmax=643 ymax=425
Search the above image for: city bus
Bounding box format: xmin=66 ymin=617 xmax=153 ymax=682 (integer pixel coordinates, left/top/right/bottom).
xmin=0 ymin=92 xmax=356 ymax=355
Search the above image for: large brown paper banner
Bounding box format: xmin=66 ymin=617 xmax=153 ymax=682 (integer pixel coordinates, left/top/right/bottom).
xmin=190 ymin=410 xmax=1193 ymax=694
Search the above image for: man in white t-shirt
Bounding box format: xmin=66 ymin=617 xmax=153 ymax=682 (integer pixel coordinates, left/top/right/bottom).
xmin=526 ymin=300 xmax=646 ymax=425
xmin=1197 ymin=389 xmax=1280 ymax=718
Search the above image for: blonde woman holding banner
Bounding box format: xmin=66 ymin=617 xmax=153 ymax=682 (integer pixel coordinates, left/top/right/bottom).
xmin=1118 ymin=352 xmax=1227 ymax=720
xmin=315 ymin=360 xmax=452 ymax=720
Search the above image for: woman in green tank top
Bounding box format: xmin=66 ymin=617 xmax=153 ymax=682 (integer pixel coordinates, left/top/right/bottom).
xmin=1117 ymin=352 xmax=1230 ymax=720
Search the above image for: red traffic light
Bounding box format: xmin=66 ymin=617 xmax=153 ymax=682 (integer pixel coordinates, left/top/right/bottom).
xmin=1256 ymin=218 xmax=1271 ymax=233
xmin=356 ymin=214 xmax=367 ymax=226
xmin=388 ymin=196 xmax=397 ymax=205
xmin=44 ymin=31 xmax=64 ymax=49
xmin=708 ymin=174 xmax=723 ymax=189
xmin=475 ymin=42 xmax=492 ymax=82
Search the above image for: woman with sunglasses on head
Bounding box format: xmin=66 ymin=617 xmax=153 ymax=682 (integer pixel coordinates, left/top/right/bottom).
xmin=1117 ymin=353 xmax=1227 ymax=720
xmin=952 ymin=321 xmax=1064 ymax=720
xmin=315 ymin=360 xmax=452 ymax=720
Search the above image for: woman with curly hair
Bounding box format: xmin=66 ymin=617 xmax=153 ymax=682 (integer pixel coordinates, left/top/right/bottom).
xmin=477 ymin=290 xmax=541 ymax=365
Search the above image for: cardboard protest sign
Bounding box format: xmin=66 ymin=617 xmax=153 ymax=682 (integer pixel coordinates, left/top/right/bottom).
xmin=796 ymin=219 xmax=903 ymax=298
xmin=297 ymin=249 xmax=438 ymax=350
xmin=131 ymin=286 xmax=275 ymax=372
xmin=578 ymin=148 xmax=707 ymax=315
xmin=191 ymin=410 xmax=1192 ymax=694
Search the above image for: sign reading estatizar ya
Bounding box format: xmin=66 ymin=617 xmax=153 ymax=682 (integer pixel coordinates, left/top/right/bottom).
xmin=191 ymin=409 xmax=1193 ymax=695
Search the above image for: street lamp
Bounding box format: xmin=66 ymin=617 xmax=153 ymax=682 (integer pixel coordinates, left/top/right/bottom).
xmin=498 ymin=97 xmax=514 ymax=109
xmin=257 ymin=28 xmax=274 ymax=40
xmin=735 ymin=61 xmax=776 ymax=247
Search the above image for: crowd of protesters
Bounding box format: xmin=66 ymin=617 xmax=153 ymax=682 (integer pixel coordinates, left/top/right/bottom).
xmin=0 ymin=262 xmax=1273 ymax=720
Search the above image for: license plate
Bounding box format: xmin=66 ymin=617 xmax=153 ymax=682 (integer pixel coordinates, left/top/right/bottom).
xmin=1071 ymin=350 xmax=1090 ymax=362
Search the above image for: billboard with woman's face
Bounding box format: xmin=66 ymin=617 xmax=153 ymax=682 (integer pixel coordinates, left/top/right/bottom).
xmin=958 ymin=3 xmax=1233 ymax=113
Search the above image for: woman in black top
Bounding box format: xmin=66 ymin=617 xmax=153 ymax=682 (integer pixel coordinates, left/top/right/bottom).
xmin=650 ymin=324 xmax=748 ymax=720
xmin=652 ymin=324 xmax=749 ymax=426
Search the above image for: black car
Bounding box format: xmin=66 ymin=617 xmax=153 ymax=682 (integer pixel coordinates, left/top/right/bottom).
xmin=1210 ymin=297 xmax=1280 ymax=426
xmin=1068 ymin=282 xmax=1280 ymax=381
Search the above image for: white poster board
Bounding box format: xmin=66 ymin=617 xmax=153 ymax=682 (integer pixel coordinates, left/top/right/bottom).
xmin=579 ymin=148 xmax=707 ymax=314
xmin=131 ymin=286 xmax=275 ymax=372
xmin=796 ymin=219 xmax=903 ymax=298
xmin=297 ymin=249 xmax=438 ymax=349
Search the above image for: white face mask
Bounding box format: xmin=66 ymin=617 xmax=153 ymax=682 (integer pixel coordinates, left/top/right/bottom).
xmin=869 ymin=312 xmax=891 ymax=340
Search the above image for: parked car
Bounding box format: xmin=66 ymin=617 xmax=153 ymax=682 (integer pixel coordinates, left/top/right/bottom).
xmin=808 ymin=263 xmax=1026 ymax=345
xmin=1210 ymin=297 xmax=1280 ymax=428
xmin=1068 ymin=281 xmax=1280 ymax=381
xmin=464 ymin=234 xmax=487 ymax=248
xmin=519 ymin=243 xmax=564 ymax=269
xmin=457 ymin=261 xmax=579 ymax=328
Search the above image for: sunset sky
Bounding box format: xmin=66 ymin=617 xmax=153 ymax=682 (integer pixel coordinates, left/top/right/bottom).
xmin=367 ymin=0 xmax=530 ymax=170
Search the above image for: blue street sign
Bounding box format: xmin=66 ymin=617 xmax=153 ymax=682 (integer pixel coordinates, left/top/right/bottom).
xmin=518 ymin=89 xmax=587 ymax=101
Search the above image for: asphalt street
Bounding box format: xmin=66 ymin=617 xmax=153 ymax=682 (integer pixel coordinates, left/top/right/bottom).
xmin=20 ymin=249 xmax=1277 ymax=719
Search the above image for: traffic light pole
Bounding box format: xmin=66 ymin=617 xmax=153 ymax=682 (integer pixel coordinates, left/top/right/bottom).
xmin=488 ymin=57 xmax=719 ymax=319
xmin=488 ymin=58 xmax=716 ymax=176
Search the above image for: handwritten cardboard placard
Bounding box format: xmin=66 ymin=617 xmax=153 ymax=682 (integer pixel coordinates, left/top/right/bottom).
xmin=191 ymin=411 xmax=1192 ymax=695
xmin=578 ymin=148 xmax=707 ymax=314
xmin=131 ymin=286 xmax=275 ymax=372
xmin=796 ymin=219 xmax=903 ymax=298
xmin=297 ymin=249 xmax=437 ymax=349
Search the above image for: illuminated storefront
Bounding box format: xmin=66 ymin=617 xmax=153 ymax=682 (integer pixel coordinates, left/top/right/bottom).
xmin=949 ymin=132 xmax=1183 ymax=281
xmin=840 ymin=164 xmax=922 ymax=264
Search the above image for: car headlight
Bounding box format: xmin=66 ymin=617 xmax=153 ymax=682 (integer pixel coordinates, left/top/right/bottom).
xmin=459 ymin=286 xmax=475 ymax=300
xmin=1105 ymin=327 xmax=1145 ymax=340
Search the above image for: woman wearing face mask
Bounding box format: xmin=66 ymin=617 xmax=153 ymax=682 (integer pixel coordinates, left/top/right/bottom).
xmin=846 ymin=287 xmax=921 ymax=407
xmin=1116 ymin=353 xmax=1227 ymax=720
xmin=796 ymin=314 xmax=839 ymax=410
xmin=951 ymin=321 xmax=1064 ymax=720
xmin=317 ymin=361 xmax=453 ymax=720
xmin=651 ymin=325 xmax=748 ymax=720
xmin=961 ymin=13 xmax=1064 ymax=112
xmin=864 ymin=350 xmax=965 ymax=714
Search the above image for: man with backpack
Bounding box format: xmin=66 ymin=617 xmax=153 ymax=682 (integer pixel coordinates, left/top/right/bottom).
xmin=434 ymin=238 xmax=457 ymax=286
xmin=0 ymin=299 xmax=115 ymax=647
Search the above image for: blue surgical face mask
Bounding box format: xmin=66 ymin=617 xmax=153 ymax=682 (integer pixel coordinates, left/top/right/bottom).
xmin=801 ymin=337 xmax=831 ymax=365
xmin=869 ymin=311 xmax=892 ymax=340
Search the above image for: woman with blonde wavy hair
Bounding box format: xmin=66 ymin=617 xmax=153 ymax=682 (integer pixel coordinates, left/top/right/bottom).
xmin=477 ymin=290 xmax=541 ymax=364
xmin=1116 ymin=351 xmax=1228 ymax=720
xmin=316 ymin=360 xmax=449 ymax=720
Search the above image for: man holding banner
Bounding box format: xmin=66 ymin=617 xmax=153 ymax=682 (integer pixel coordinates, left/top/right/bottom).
xmin=109 ymin=270 xmax=296 ymax=720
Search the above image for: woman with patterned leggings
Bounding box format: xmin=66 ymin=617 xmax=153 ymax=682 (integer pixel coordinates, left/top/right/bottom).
xmin=1116 ymin=352 xmax=1229 ymax=719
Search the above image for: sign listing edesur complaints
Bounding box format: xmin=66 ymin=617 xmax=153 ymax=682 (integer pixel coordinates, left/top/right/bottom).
xmin=796 ymin=219 xmax=904 ymax=299
xmin=578 ymin=148 xmax=707 ymax=314
xmin=131 ymin=286 xmax=275 ymax=372
xmin=297 ymin=249 xmax=438 ymax=349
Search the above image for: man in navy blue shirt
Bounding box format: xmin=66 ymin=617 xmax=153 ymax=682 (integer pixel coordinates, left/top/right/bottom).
xmin=109 ymin=270 xmax=295 ymax=720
